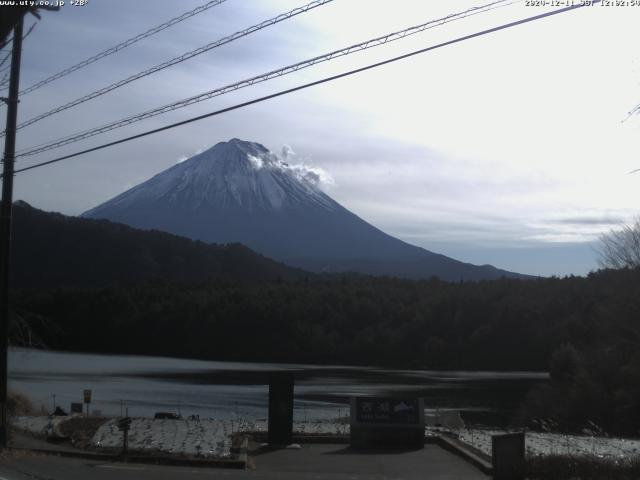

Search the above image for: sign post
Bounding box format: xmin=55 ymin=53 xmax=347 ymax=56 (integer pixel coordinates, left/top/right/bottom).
xmin=117 ymin=417 xmax=132 ymax=455
xmin=83 ymin=389 xmax=92 ymax=416
xmin=350 ymin=396 xmax=425 ymax=449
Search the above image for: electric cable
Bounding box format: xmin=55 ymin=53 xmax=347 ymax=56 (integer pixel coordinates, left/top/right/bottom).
xmin=11 ymin=1 xmax=598 ymax=176
xmin=16 ymin=0 xmax=518 ymax=157
xmin=8 ymin=0 xmax=228 ymax=94
xmin=7 ymin=0 xmax=334 ymax=134
xmin=0 ymin=23 xmax=36 ymax=77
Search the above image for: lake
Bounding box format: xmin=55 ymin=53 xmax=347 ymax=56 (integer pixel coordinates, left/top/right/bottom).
xmin=9 ymin=348 xmax=547 ymax=427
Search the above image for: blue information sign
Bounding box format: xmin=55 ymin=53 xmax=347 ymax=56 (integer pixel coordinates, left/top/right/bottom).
xmin=355 ymin=397 xmax=420 ymax=424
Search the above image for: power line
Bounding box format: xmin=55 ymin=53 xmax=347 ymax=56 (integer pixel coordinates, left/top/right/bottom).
xmin=0 ymin=53 xmax=10 ymax=74
xmin=6 ymin=0 xmax=334 ymax=135
xmin=3 ymin=0 xmax=228 ymax=94
xmin=21 ymin=21 xmax=38 ymax=43
xmin=625 ymin=104 xmax=640 ymax=120
xmin=0 ymin=46 xmax=10 ymax=73
xmin=0 ymin=23 xmax=35 ymax=75
xmin=0 ymin=22 xmax=37 ymax=93
xmin=0 ymin=38 xmax=11 ymax=52
xmin=16 ymin=0 xmax=518 ymax=158
xmin=12 ymin=1 xmax=598 ymax=176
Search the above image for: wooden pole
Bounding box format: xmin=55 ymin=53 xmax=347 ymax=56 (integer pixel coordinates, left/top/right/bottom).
xmin=0 ymin=13 xmax=24 ymax=450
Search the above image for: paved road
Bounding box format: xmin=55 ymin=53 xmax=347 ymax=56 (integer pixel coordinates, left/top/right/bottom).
xmin=0 ymin=444 xmax=488 ymax=480
xmin=10 ymin=431 xmax=88 ymax=453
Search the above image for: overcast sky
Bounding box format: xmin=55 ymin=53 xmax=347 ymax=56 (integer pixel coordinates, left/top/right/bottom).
xmin=3 ymin=0 xmax=639 ymax=276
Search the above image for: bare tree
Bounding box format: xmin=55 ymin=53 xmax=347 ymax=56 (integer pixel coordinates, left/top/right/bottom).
xmin=598 ymin=217 xmax=640 ymax=269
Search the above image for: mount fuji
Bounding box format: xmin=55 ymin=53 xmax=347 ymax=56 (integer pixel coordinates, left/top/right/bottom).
xmin=82 ymin=138 xmax=526 ymax=281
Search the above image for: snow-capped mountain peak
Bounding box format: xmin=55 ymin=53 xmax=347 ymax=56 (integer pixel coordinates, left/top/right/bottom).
xmin=85 ymin=138 xmax=334 ymax=215
xmin=82 ymin=138 xmax=527 ymax=280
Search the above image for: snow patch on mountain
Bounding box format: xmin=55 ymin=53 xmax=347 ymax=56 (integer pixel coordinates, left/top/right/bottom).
xmin=84 ymin=138 xmax=336 ymax=215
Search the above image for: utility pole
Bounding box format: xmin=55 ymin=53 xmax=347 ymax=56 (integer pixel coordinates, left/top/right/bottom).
xmin=0 ymin=13 xmax=24 ymax=450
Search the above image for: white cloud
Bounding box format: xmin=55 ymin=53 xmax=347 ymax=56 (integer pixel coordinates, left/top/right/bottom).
xmin=272 ymin=145 xmax=335 ymax=192
xmin=247 ymin=154 xmax=264 ymax=169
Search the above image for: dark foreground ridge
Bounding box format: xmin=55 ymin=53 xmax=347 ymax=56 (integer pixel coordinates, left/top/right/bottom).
xmin=11 ymin=200 xmax=306 ymax=288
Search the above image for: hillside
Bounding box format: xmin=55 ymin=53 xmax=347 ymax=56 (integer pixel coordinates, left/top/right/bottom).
xmin=10 ymin=201 xmax=306 ymax=289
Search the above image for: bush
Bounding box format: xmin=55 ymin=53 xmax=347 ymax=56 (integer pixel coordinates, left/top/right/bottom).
xmin=7 ymin=391 xmax=43 ymax=417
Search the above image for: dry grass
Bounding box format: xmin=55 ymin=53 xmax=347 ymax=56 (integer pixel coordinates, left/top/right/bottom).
xmin=7 ymin=391 xmax=46 ymax=417
xmin=57 ymin=416 xmax=109 ymax=449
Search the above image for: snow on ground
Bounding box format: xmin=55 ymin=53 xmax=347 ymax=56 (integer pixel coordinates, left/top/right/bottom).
xmin=455 ymin=428 xmax=640 ymax=459
xmin=92 ymin=418 xmax=233 ymax=458
xmin=91 ymin=418 xmax=348 ymax=458
xmin=14 ymin=416 xmax=640 ymax=460
xmin=250 ymin=419 xmax=350 ymax=436
xmin=13 ymin=415 xmax=349 ymax=458
xmin=13 ymin=416 xmax=68 ymax=438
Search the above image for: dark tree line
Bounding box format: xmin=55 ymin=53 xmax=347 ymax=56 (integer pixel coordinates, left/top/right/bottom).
xmin=10 ymin=200 xmax=640 ymax=434
xmin=11 ymin=267 xmax=640 ymax=436
xmin=13 ymin=269 xmax=639 ymax=372
xmin=11 ymin=201 xmax=306 ymax=289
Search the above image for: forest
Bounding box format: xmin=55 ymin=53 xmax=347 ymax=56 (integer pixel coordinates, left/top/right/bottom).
xmin=11 ymin=266 xmax=640 ymax=435
xmin=9 ymin=202 xmax=640 ymax=435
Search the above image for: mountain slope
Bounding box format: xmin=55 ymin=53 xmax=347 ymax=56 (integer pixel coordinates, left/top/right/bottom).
xmin=11 ymin=201 xmax=305 ymax=289
xmin=83 ymin=138 xmax=528 ymax=281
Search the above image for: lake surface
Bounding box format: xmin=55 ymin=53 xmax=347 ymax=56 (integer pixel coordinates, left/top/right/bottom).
xmin=9 ymin=348 xmax=547 ymax=427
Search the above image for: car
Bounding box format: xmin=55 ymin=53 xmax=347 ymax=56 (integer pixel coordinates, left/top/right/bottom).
xmin=154 ymin=412 xmax=180 ymax=419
